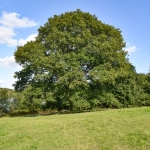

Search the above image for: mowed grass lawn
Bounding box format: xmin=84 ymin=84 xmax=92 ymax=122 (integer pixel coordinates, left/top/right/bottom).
xmin=0 ymin=107 xmax=150 ymax=150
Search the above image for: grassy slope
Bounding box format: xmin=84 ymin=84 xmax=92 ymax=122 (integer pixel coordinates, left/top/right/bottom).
xmin=0 ymin=107 xmax=150 ymax=150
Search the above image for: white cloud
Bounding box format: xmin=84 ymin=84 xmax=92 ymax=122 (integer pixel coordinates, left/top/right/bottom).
xmin=0 ymin=80 xmax=5 ymax=84
xmin=0 ymin=12 xmax=38 ymax=46
xmin=0 ymin=11 xmax=38 ymax=28
xmin=126 ymin=43 xmax=131 ymax=46
xmin=0 ymin=80 xmax=8 ymax=88
xmin=0 ymin=80 xmax=14 ymax=89
xmin=125 ymin=46 xmax=136 ymax=54
xmin=18 ymin=33 xmax=37 ymax=46
xmin=0 ymin=56 xmax=21 ymax=68
xmin=0 ymin=25 xmax=17 ymax=46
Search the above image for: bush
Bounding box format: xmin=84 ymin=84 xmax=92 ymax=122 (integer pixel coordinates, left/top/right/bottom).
xmin=9 ymin=109 xmax=39 ymax=116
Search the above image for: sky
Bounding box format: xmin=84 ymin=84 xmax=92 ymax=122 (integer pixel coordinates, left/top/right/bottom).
xmin=0 ymin=0 xmax=150 ymax=89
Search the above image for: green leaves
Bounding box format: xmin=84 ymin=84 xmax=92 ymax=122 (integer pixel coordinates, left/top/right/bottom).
xmin=13 ymin=9 xmax=147 ymax=111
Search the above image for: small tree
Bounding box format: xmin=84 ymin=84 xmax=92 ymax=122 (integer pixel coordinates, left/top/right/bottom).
xmin=0 ymin=88 xmax=14 ymax=115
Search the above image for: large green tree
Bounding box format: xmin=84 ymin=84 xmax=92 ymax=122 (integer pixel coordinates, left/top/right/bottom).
xmin=14 ymin=10 xmax=143 ymax=111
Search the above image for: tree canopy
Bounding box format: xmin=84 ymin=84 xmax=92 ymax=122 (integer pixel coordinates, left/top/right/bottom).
xmin=13 ymin=10 xmax=148 ymax=111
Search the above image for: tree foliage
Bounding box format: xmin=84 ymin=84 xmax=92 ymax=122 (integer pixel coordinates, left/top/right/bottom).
xmin=13 ymin=9 xmax=148 ymax=111
xmin=0 ymin=88 xmax=15 ymax=114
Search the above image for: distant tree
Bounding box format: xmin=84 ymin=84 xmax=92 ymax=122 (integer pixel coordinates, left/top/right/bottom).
xmin=144 ymin=73 xmax=150 ymax=94
xmin=14 ymin=9 xmax=143 ymax=111
xmin=0 ymin=88 xmax=14 ymax=115
xmin=136 ymin=73 xmax=150 ymax=106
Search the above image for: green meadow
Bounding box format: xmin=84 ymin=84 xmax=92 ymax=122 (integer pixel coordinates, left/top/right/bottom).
xmin=0 ymin=107 xmax=150 ymax=150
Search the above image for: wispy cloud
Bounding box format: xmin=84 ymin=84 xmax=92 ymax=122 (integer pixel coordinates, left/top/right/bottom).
xmin=0 ymin=80 xmax=7 ymax=88
xmin=125 ymin=46 xmax=136 ymax=54
xmin=125 ymin=43 xmax=137 ymax=54
xmin=0 ymin=56 xmax=21 ymax=68
xmin=0 ymin=79 xmax=14 ymax=89
xmin=0 ymin=12 xmax=38 ymax=46
xmin=18 ymin=33 xmax=37 ymax=46
xmin=0 ymin=80 xmax=5 ymax=84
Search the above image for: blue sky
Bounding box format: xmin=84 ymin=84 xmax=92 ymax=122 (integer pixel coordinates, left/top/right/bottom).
xmin=0 ymin=0 xmax=150 ymax=89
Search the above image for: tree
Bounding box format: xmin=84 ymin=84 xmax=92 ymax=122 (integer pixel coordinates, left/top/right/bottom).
xmin=0 ymin=88 xmax=14 ymax=115
xmin=14 ymin=9 xmax=141 ymax=111
xmin=136 ymin=73 xmax=150 ymax=106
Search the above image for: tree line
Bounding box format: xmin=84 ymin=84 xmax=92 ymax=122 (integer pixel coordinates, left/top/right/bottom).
xmin=1 ymin=10 xmax=150 ymax=116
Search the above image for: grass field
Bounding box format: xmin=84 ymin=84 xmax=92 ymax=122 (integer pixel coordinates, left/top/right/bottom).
xmin=0 ymin=107 xmax=150 ymax=150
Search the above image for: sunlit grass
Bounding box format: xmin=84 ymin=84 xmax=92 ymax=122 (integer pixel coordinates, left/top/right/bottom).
xmin=0 ymin=107 xmax=150 ymax=150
